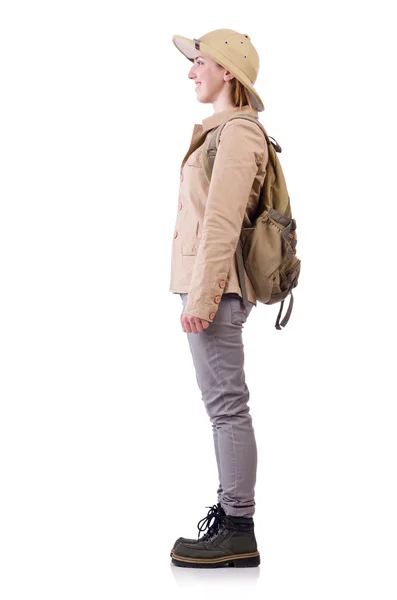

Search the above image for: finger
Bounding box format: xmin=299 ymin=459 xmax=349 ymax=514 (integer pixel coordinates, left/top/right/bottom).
xmin=189 ymin=318 xmax=198 ymax=334
xmin=193 ymin=318 xmax=204 ymax=334
xmin=193 ymin=318 xmax=203 ymax=334
xmin=201 ymin=320 xmax=210 ymax=330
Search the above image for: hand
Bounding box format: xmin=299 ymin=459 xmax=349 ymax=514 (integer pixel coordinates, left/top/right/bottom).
xmin=181 ymin=313 xmax=210 ymax=334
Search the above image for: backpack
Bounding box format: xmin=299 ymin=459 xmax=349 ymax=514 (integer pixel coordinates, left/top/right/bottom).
xmin=201 ymin=112 xmax=301 ymax=330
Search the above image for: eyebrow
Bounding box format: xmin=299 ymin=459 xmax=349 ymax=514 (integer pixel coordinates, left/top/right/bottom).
xmin=193 ymin=56 xmax=205 ymax=62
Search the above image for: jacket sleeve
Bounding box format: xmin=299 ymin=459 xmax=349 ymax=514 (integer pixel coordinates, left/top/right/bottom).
xmin=183 ymin=118 xmax=266 ymax=321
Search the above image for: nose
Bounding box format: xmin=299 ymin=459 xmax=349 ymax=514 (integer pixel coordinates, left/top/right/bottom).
xmin=188 ymin=64 xmax=197 ymax=80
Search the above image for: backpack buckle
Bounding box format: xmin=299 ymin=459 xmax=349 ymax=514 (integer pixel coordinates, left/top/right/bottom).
xmin=268 ymin=136 xmax=282 ymax=152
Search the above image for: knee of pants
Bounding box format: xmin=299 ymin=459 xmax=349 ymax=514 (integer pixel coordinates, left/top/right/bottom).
xmin=202 ymin=389 xmax=251 ymax=422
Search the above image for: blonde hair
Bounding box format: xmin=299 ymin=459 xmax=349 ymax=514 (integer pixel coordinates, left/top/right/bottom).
xmin=230 ymin=77 xmax=253 ymax=109
xmin=215 ymin=62 xmax=253 ymax=109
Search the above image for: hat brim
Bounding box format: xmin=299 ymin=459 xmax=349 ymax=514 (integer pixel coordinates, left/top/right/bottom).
xmin=172 ymin=35 xmax=264 ymax=112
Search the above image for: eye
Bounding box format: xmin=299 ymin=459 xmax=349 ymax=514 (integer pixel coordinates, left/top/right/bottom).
xmin=196 ymin=60 xmax=204 ymax=66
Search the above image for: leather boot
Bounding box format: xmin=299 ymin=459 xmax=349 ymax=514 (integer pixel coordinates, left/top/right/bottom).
xmin=170 ymin=505 xmax=259 ymax=568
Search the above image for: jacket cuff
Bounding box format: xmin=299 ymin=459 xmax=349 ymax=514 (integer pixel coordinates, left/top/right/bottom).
xmin=183 ymin=276 xmax=228 ymax=322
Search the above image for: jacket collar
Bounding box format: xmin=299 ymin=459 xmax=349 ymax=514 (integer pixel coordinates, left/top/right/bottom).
xmin=201 ymin=105 xmax=259 ymax=133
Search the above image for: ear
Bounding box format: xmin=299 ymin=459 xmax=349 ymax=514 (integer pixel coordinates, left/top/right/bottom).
xmin=223 ymin=71 xmax=235 ymax=83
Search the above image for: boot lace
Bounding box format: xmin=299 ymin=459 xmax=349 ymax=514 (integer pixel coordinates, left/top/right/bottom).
xmin=196 ymin=504 xmax=227 ymax=541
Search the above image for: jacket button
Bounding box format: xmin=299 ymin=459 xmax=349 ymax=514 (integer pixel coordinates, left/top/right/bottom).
xmin=173 ymin=231 xmax=178 ymax=238
xmin=178 ymin=203 xmax=183 ymax=210
xmin=214 ymin=295 xmax=221 ymax=303
xmin=219 ymin=280 xmax=226 ymax=288
xmin=209 ymin=312 xmax=216 ymax=320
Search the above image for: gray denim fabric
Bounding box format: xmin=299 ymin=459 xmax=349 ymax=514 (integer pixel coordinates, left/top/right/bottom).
xmin=180 ymin=292 xmax=257 ymax=518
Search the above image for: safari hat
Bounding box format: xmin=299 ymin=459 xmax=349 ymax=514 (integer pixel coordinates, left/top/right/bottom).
xmin=172 ymin=28 xmax=265 ymax=112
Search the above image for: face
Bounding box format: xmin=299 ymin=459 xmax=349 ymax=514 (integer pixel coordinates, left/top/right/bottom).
xmin=188 ymin=49 xmax=234 ymax=105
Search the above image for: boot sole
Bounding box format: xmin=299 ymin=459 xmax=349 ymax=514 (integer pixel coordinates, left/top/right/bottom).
xmin=171 ymin=551 xmax=260 ymax=568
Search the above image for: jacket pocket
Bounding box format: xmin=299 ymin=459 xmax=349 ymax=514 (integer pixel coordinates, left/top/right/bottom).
xmin=181 ymin=239 xmax=199 ymax=256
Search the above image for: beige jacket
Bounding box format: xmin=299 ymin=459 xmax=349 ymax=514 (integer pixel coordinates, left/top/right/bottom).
xmin=169 ymin=104 xmax=269 ymax=322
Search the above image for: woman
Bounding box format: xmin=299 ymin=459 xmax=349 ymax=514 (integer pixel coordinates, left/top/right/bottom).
xmin=169 ymin=29 xmax=269 ymax=568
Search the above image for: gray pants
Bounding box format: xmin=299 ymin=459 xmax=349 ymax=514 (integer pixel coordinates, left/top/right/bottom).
xmin=180 ymin=292 xmax=256 ymax=518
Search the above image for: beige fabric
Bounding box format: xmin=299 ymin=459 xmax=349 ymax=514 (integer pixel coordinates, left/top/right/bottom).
xmin=169 ymin=105 xmax=269 ymax=322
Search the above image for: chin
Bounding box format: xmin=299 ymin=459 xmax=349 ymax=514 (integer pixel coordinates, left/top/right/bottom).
xmin=196 ymin=93 xmax=210 ymax=104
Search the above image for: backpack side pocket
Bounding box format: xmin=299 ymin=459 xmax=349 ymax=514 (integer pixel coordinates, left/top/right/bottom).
xmin=241 ymin=210 xmax=300 ymax=304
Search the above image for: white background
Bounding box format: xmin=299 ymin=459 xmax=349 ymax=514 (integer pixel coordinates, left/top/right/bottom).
xmin=1 ymin=1 xmax=396 ymax=598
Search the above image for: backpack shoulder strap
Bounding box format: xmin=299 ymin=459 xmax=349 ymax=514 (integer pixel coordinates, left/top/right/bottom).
xmin=202 ymin=113 xmax=282 ymax=183
xmin=223 ymin=114 xmax=283 ymax=152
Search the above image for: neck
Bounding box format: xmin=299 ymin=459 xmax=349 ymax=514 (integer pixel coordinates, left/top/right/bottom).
xmin=212 ymin=84 xmax=234 ymax=113
xmin=212 ymin=99 xmax=235 ymax=113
